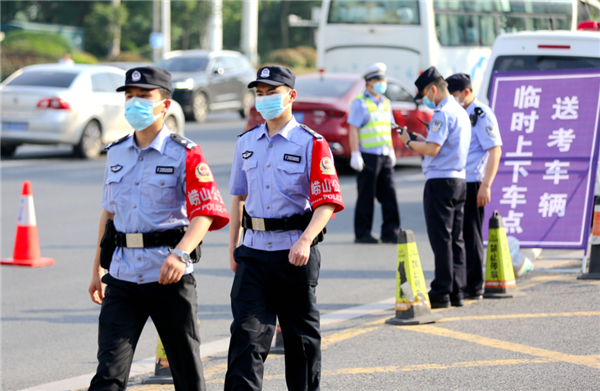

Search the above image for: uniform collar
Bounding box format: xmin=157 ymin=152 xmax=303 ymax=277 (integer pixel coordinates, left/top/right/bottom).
xmin=257 ymin=116 xmax=299 ymax=141
xmin=127 ymin=125 xmax=170 ymax=154
xmin=465 ymin=98 xmax=479 ymax=114
xmin=436 ymin=95 xmax=452 ymax=109
xmin=365 ymin=90 xmax=383 ymax=104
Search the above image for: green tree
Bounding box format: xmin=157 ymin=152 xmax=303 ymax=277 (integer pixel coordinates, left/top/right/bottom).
xmin=84 ymin=2 xmax=128 ymax=58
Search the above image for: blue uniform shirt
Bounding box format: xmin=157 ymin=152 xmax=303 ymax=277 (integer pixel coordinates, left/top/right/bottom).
xmin=229 ymin=117 xmax=317 ymax=252
xmin=101 ymin=126 xmax=193 ymax=284
xmin=347 ymin=90 xmax=396 ymax=156
xmin=465 ymin=98 xmax=503 ymax=183
xmin=422 ymin=96 xmax=471 ymax=180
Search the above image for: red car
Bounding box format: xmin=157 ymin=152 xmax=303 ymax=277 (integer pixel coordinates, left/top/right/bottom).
xmin=245 ymin=73 xmax=433 ymax=165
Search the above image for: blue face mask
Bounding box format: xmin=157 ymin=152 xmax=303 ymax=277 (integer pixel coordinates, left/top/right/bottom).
xmin=255 ymin=91 xmax=291 ymax=121
xmin=372 ymin=81 xmax=387 ymax=95
xmin=422 ymin=89 xmax=436 ymax=109
xmin=124 ymin=97 xmax=165 ymax=131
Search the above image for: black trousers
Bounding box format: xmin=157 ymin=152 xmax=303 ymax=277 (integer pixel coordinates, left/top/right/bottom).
xmin=89 ymin=273 xmax=205 ymax=391
xmin=423 ymin=178 xmax=467 ymax=301
xmin=464 ymin=182 xmax=486 ymax=296
xmin=354 ymin=152 xmax=400 ymax=239
xmin=225 ymin=245 xmax=321 ymax=391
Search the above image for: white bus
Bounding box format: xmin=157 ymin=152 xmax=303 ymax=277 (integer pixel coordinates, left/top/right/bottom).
xmin=316 ymin=0 xmax=600 ymax=93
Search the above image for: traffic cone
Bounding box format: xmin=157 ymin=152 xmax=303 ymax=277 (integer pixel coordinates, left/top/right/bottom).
xmin=386 ymin=229 xmax=441 ymax=326
xmin=1 ymin=181 xmax=54 ymax=267
xmin=269 ymin=320 xmax=285 ymax=355
xmin=483 ymin=211 xmax=525 ymax=298
xmin=579 ymin=197 xmax=600 ymax=279
xmin=142 ymin=336 xmax=173 ymax=385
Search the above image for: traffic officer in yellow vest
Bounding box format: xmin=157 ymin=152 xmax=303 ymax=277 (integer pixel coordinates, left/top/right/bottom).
xmin=446 ymin=73 xmax=502 ymax=301
xmin=348 ymin=62 xmax=400 ymax=244
xmin=398 ymin=67 xmax=471 ymax=308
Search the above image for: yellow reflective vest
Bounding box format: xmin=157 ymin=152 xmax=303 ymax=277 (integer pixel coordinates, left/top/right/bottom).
xmin=355 ymin=94 xmax=393 ymax=149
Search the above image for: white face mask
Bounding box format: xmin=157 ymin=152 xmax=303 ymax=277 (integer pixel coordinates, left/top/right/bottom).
xmin=455 ymin=91 xmax=466 ymax=107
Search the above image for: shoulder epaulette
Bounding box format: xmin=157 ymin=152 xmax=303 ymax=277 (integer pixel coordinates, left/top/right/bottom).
xmin=104 ymin=134 xmax=131 ymax=151
xmin=170 ymin=133 xmax=197 ymax=150
xmin=474 ymin=107 xmax=486 ymax=118
xmin=299 ymin=124 xmax=323 ymax=139
xmin=238 ymin=124 xmax=261 ymax=137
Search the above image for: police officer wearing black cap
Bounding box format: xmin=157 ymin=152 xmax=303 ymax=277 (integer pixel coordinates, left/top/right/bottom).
xmin=226 ymin=65 xmax=344 ymax=390
xmin=87 ymin=66 xmax=230 ymax=391
xmin=398 ymin=66 xmax=471 ymax=308
xmin=446 ymin=73 xmax=503 ymax=301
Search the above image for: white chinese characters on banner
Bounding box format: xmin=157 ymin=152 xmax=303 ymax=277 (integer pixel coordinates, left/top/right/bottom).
xmin=502 ymin=88 xmax=581 ymax=230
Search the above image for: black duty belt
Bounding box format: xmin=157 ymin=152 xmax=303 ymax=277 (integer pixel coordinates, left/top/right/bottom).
xmin=242 ymin=207 xmax=313 ymax=232
xmin=115 ymin=227 xmax=187 ymax=248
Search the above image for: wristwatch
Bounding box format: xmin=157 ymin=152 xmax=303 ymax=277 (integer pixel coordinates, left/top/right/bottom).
xmin=170 ymin=248 xmax=191 ymax=264
xmin=406 ymin=140 xmax=412 ymax=150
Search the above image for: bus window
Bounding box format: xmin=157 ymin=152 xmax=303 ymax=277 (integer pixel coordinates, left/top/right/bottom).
xmin=436 ymin=14 xmax=466 ymax=46
xmin=327 ymin=0 xmax=420 ymax=25
xmin=498 ymin=15 xmax=526 ymax=34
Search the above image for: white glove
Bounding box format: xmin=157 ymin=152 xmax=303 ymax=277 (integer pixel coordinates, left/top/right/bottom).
xmin=389 ymin=149 xmax=396 ymax=167
xmin=350 ymin=151 xmax=364 ymax=172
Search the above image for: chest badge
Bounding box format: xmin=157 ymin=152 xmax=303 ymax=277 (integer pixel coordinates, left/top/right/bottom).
xmin=242 ymin=150 xmax=253 ymax=159
xmin=156 ymin=166 xmax=175 ymax=174
xmin=284 ymin=154 xmax=301 ymax=163
xmin=111 ymin=165 xmax=123 ymax=173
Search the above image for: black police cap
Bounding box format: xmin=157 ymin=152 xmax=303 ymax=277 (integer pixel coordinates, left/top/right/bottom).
xmin=446 ymin=73 xmax=472 ymax=94
xmin=116 ymin=66 xmax=172 ymax=93
xmin=414 ymin=66 xmax=443 ymax=99
xmin=248 ymin=65 xmax=295 ymax=89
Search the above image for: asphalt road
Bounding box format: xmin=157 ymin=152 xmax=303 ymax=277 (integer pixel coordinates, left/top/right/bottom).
xmin=1 ymin=112 xmax=428 ymax=391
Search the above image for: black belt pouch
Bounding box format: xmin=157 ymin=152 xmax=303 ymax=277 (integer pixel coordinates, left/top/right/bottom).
xmin=99 ymin=219 xmax=117 ymax=269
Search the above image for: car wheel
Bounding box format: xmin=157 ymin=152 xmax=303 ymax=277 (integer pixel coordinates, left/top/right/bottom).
xmin=74 ymin=120 xmax=102 ymax=159
xmin=1 ymin=144 xmax=18 ymax=158
xmin=239 ymin=91 xmax=255 ymax=119
xmin=192 ymin=91 xmax=208 ymax=123
xmin=165 ymin=115 xmax=181 ymax=135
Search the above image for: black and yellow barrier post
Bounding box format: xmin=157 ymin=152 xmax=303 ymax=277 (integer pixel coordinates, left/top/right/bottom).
xmin=142 ymin=335 xmax=173 ymax=384
xmin=483 ymin=211 xmax=525 ymax=299
xmin=386 ymin=229 xmax=441 ymax=325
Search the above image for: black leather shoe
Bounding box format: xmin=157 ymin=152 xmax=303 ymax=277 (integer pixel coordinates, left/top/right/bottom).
xmin=451 ymin=299 xmax=464 ymax=307
xmin=429 ymin=297 xmax=450 ymax=309
xmin=354 ymin=235 xmax=379 ymax=244
xmin=464 ymin=294 xmax=483 ymax=301
xmin=380 ymin=236 xmax=397 ymax=244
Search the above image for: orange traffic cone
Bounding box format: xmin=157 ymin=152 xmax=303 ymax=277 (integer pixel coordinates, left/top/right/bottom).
xmin=1 ymin=181 xmax=54 ymax=267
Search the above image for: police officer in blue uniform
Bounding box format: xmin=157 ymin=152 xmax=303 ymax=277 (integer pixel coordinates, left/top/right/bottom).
xmin=398 ymin=67 xmax=471 ymax=308
xmin=347 ymin=62 xmax=400 ymax=244
xmin=226 ymin=65 xmax=344 ymax=390
xmin=87 ymin=66 xmax=229 ymax=391
xmin=446 ymin=73 xmax=503 ymax=300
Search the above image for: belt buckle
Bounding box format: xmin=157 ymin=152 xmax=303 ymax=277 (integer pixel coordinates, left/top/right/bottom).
xmin=251 ymin=218 xmax=266 ymax=231
xmin=125 ymin=233 xmax=144 ymax=248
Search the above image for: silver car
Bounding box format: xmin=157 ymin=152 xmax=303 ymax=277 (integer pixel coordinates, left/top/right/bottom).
xmin=1 ymin=64 xmax=186 ymax=159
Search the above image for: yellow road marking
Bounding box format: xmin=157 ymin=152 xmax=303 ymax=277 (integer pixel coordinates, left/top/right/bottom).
xmin=400 ymin=325 xmax=600 ymax=369
xmin=322 ymin=325 xmax=381 ymax=346
xmin=440 ymin=311 xmax=600 ymax=323
xmin=203 ymin=362 xmax=228 ymax=377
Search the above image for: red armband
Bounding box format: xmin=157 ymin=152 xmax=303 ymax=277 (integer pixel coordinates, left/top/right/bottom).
xmin=309 ymin=138 xmax=344 ymax=214
xmin=185 ymin=145 xmax=230 ymax=231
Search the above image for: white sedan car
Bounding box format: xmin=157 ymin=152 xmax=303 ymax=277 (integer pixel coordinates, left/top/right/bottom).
xmin=1 ymin=64 xmax=186 ymax=159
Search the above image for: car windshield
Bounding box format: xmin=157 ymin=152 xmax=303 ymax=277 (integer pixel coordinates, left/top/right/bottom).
xmin=158 ymin=57 xmax=209 ymax=73
xmin=294 ymin=78 xmax=356 ymax=98
xmin=6 ymin=71 xmax=78 ymax=88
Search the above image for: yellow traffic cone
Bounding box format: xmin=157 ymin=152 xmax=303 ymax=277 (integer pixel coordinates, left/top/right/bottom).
xmin=483 ymin=211 xmax=525 ymax=299
xmin=386 ymin=229 xmax=441 ymax=325
xmin=142 ymin=336 xmax=173 ymax=384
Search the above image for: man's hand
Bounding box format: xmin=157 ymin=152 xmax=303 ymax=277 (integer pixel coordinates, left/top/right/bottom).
xmin=415 ymin=133 xmax=426 ymax=142
xmin=159 ymin=253 xmax=187 ymax=284
xmin=350 ymin=151 xmax=364 ymax=172
xmin=229 ymin=249 xmax=238 ymax=273
xmin=88 ymin=271 xmax=105 ymax=305
xmin=288 ymin=236 xmax=311 ymax=267
xmin=477 ymin=183 xmax=492 ymax=207
xmin=397 ymin=126 xmax=409 ymax=144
